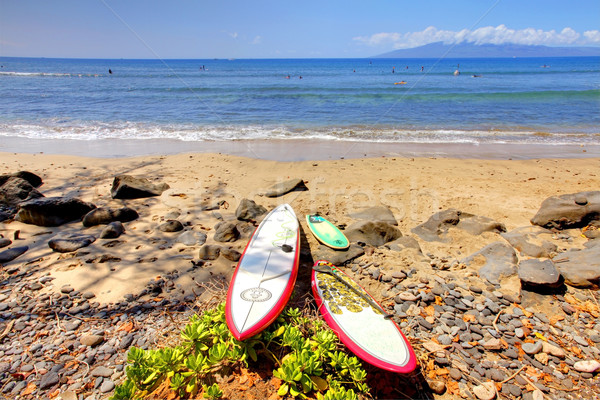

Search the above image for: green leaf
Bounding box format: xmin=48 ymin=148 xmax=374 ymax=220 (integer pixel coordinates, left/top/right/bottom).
xmin=142 ymin=371 xmax=157 ymax=385
xmin=278 ymin=383 xmax=289 ymax=396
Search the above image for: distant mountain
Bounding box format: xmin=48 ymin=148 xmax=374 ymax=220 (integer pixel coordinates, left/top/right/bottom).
xmin=375 ymin=42 xmax=600 ymax=58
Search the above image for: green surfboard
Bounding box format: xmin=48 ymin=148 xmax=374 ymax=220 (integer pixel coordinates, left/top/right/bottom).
xmin=306 ymin=214 xmax=349 ymax=250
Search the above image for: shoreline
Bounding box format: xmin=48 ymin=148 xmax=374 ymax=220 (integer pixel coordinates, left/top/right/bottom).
xmin=2 ymin=135 xmax=599 ymax=160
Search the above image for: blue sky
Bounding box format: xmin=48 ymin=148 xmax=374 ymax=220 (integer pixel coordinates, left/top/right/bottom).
xmin=1 ymin=0 xmax=599 ymax=59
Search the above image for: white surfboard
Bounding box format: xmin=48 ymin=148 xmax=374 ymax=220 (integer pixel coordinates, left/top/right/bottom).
xmin=226 ymin=204 xmax=300 ymax=340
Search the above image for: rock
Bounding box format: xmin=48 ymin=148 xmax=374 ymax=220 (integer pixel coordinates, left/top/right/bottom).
xmin=518 ymin=259 xmax=561 ymax=288
xmin=0 ymin=237 xmax=11 ymax=248
xmin=49 ymin=234 xmax=96 ymax=253
xmin=573 ymin=360 xmax=600 ymax=373
xmin=100 ymin=221 xmax=125 ymax=239
xmin=110 ymin=175 xmax=170 ymax=199
xmin=264 ymin=178 xmax=308 ymax=197
xmin=0 ymin=176 xmax=44 ymax=207
xmin=345 ymin=221 xmax=402 ymax=247
xmin=522 ymin=341 xmax=543 ymax=355
xmin=39 ymin=371 xmax=60 ymax=389
xmin=313 ymin=244 xmax=365 ymax=265
xmin=483 ymin=338 xmax=503 ymax=350
xmin=457 ymin=214 xmax=506 ymax=235
xmin=501 ymin=226 xmax=558 ymax=258
xmin=213 ymin=221 xmax=240 ymax=242
xmin=386 ymin=236 xmax=423 ymax=253
xmin=428 ymin=380 xmax=446 ymax=395
xmin=235 ymin=199 xmax=267 ymax=221
xmin=472 ymin=382 xmax=497 ymax=400
xmin=554 ymin=245 xmax=600 ymax=288
xmin=0 ymin=245 xmax=29 ymax=263
xmin=100 ymin=380 xmax=115 ymax=393
xmin=531 ymin=191 xmax=600 ymax=229
xmin=199 ymin=245 xmax=221 ymax=260
xmin=220 ymin=247 xmax=241 ymax=262
xmin=412 ymin=209 xmax=461 ymax=242
xmin=158 ymin=220 xmax=184 ymax=232
xmin=348 ymin=206 xmax=398 ymax=225
xmin=462 ymin=242 xmax=518 ymax=285
xmin=80 ymin=334 xmax=104 ymax=347
xmin=91 ymin=366 xmax=113 ymax=377
xmin=82 ymin=207 xmax=139 ymax=227
xmin=59 ymin=390 xmax=78 ymax=400
xmin=0 ymin=171 xmax=43 ymax=188
xmin=396 ymin=292 xmax=419 ymax=302
xmin=176 ymin=231 xmax=207 ymax=246
xmin=15 ymin=197 xmax=96 ymax=226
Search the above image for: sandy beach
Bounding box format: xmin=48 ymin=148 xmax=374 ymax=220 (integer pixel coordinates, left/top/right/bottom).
xmin=1 ymin=148 xmax=599 ymax=399
xmin=1 ymin=149 xmax=598 ymax=303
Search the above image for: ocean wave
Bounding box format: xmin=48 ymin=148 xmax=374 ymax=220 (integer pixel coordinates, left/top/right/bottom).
xmin=0 ymin=120 xmax=597 ymax=145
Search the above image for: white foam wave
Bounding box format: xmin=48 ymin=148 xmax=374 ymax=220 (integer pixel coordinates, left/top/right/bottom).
xmin=0 ymin=120 xmax=597 ymax=146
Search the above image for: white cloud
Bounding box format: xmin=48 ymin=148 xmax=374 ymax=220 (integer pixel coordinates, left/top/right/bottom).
xmin=354 ymin=25 xmax=600 ymax=49
xmin=251 ymin=36 xmax=262 ymax=45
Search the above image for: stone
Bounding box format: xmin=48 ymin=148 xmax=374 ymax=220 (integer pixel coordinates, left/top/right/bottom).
xmin=484 ymin=338 xmax=503 ymax=350
xmin=313 ymin=244 xmax=365 ymax=265
xmin=213 ymin=221 xmax=240 ymax=242
xmin=39 ymin=371 xmax=60 ymax=389
xmin=554 ymin=245 xmax=600 ymax=289
xmin=100 ymin=380 xmax=115 ymax=393
xmin=501 ymin=226 xmax=558 ymax=258
xmin=158 ymin=220 xmax=184 ymax=232
xmin=462 ymin=242 xmax=518 ymax=285
xmin=348 ymin=206 xmax=398 ymax=225
xmin=111 ymin=175 xmax=170 ymax=199
xmin=518 ymin=258 xmax=561 ymax=288
xmin=16 ymin=196 xmax=96 ymax=227
xmin=235 ymin=199 xmax=267 ymax=221
xmin=91 ymin=366 xmax=113 ymax=377
xmin=531 ymin=191 xmax=600 ymax=229
xmin=80 ymin=334 xmax=104 ymax=347
xmin=0 ymin=176 xmax=44 ymax=207
xmin=58 ymin=390 xmax=78 ymax=400
xmin=100 ymin=221 xmax=125 ymax=239
xmin=386 ymin=236 xmax=423 ymax=253
xmin=0 ymin=237 xmax=11 ymax=248
xmin=49 ymin=234 xmax=96 ymax=253
xmin=82 ymin=207 xmax=139 ymax=227
xmin=0 ymin=245 xmax=29 ymax=263
xmin=220 ymin=247 xmax=241 ymax=262
xmin=0 ymin=171 xmax=43 ymax=188
xmin=176 ymin=231 xmax=207 ymax=246
xmin=345 ymin=221 xmax=401 ymax=247
xmin=411 ymin=209 xmax=461 ymax=242
xmin=264 ymin=178 xmax=308 ymax=197
xmin=522 ymin=341 xmax=543 ymax=355
xmin=428 ymin=380 xmax=446 ymax=395
xmin=396 ymin=292 xmax=419 ymax=302
xmin=199 ymin=245 xmax=221 ymax=260
xmin=573 ymin=360 xmax=600 ymax=373
xmin=472 ymin=382 xmax=497 ymax=400
xmin=457 ymin=214 xmax=506 ymax=235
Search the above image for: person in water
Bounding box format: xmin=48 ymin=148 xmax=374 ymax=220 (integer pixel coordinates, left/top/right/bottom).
xmin=108 ymin=69 xmax=112 ymax=74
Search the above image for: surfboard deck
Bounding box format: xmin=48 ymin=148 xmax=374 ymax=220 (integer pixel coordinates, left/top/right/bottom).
xmin=311 ymin=260 xmax=417 ymax=373
xmin=226 ymin=204 xmax=300 ymax=341
xmin=306 ymin=214 xmax=349 ymax=250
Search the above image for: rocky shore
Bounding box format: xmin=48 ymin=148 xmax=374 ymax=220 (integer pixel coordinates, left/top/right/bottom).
xmin=0 ymin=153 xmax=599 ymax=399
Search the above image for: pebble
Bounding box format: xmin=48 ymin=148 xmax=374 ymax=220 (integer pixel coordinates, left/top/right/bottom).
xmin=573 ymin=360 xmax=600 ymax=373
xmin=100 ymin=380 xmax=115 ymax=393
xmin=472 ymin=382 xmax=496 ymax=400
xmin=522 ymin=341 xmax=543 ymax=355
xmin=80 ymin=334 xmax=105 ymax=347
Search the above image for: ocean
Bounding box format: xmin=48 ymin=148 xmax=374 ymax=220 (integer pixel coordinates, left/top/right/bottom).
xmin=0 ymin=56 xmax=599 ymax=154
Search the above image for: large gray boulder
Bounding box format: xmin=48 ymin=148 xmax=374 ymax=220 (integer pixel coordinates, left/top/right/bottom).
xmin=48 ymin=234 xmax=96 ymax=253
xmin=0 ymin=176 xmax=44 ymax=207
xmin=518 ymin=259 xmax=562 ymax=288
xmin=531 ymin=191 xmax=600 ymax=229
xmin=213 ymin=222 xmax=240 ymax=242
xmin=264 ymin=179 xmax=308 ymax=197
xmin=0 ymin=171 xmax=42 ymax=188
xmin=0 ymin=246 xmax=29 ymax=264
xmin=412 ymin=209 xmax=505 ymax=242
xmin=82 ymin=207 xmax=139 ymax=227
xmin=345 ymin=221 xmax=401 ymax=247
xmin=348 ymin=206 xmax=398 ymax=225
xmin=235 ymin=199 xmax=267 ymax=221
xmin=462 ymin=241 xmax=518 ymax=285
xmin=501 ymin=226 xmax=558 ymax=258
xmin=554 ymin=245 xmax=600 ymax=289
xmin=110 ymin=175 xmax=170 ymax=199
xmin=313 ymin=244 xmax=365 ymax=265
xmin=16 ymin=197 xmax=96 ymax=227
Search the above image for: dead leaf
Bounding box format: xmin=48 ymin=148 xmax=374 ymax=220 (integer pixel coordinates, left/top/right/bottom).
xmin=423 ymin=305 xmax=435 ymax=317
xmin=48 ymin=388 xmax=60 ymax=398
xmin=446 ymin=380 xmax=460 ymax=395
xmin=21 ymin=382 xmax=36 ymax=396
xmin=463 ymin=314 xmax=476 ymax=323
xmin=117 ymin=321 xmax=134 ymax=333
xmin=436 ymin=368 xmax=449 ymax=376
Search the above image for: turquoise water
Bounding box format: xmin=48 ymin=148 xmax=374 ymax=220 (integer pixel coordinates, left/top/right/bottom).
xmin=0 ymin=57 xmax=599 ymax=145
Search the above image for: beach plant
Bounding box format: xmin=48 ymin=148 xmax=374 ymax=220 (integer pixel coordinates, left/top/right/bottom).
xmin=110 ymin=303 xmax=370 ymax=400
